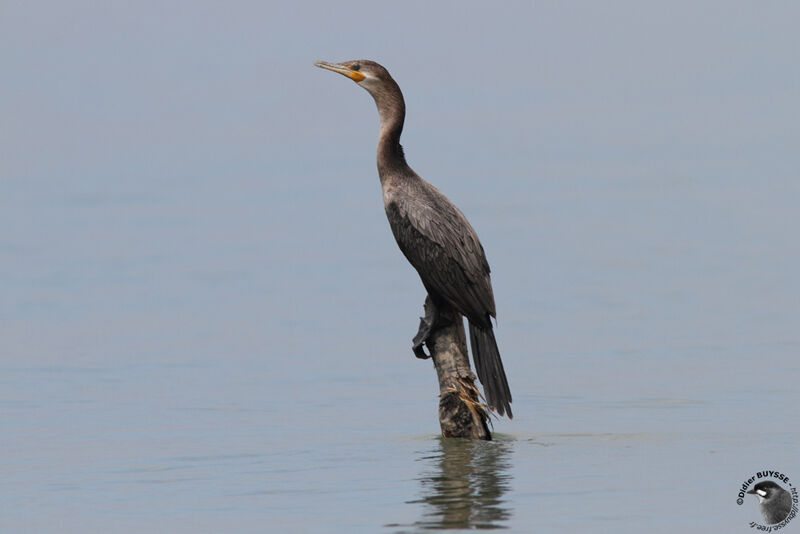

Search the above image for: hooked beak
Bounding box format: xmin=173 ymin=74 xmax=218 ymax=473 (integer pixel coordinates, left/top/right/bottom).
xmin=314 ymin=60 xmax=366 ymax=82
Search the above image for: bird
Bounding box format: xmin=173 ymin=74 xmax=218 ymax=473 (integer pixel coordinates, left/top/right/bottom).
xmin=748 ymin=481 xmax=793 ymax=524
xmin=314 ymin=59 xmax=512 ymax=418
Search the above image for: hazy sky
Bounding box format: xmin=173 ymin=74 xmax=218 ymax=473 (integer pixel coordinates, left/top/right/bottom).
xmin=3 ymin=1 xmax=797 ymax=186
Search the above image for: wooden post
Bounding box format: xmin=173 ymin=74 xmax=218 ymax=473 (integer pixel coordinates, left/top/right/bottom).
xmin=422 ymin=297 xmax=492 ymax=440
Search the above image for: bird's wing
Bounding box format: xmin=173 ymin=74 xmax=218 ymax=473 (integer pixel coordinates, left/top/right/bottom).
xmin=386 ymin=185 xmax=496 ymax=322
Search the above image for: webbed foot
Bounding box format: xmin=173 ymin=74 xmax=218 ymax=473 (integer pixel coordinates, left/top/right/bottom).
xmin=412 ymin=316 xmax=433 ymax=359
xmin=411 ymin=295 xmax=439 ymax=359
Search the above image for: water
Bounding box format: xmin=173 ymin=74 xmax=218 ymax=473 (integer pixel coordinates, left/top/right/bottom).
xmin=2 ymin=3 xmax=799 ymax=532
xmin=2 ymin=170 xmax=797 ymax=532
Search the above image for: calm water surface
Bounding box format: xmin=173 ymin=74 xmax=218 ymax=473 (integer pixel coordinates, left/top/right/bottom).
xmin=2 ymin=168 xmax=797 ymax=532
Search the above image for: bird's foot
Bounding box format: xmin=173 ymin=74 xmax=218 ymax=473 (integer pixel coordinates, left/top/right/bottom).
xmin=413 ymin=345 xmax=430 ymax=359
xmin=412 ymin=316 xmax=432 ymax=359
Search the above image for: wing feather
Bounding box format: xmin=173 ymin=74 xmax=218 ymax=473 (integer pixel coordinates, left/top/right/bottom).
xmin=385 ymin=182 xmax=495 ymax=323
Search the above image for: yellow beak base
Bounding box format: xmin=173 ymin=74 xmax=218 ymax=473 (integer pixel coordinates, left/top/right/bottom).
xmin=314 ymin=61 xmax=366 ymax=82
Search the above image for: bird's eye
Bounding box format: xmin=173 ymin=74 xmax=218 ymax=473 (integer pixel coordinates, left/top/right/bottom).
xmin=352 ymin=64 xmax=361 ymax=71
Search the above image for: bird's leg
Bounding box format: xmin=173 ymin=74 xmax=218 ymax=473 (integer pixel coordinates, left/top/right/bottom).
xmin=412 ymin=295 xmax=439 ymax=359
xmin=412 ymin=320 xmax=432 ymax=359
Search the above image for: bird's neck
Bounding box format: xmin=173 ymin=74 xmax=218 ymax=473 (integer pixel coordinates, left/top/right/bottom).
xmin=372 ymin=83 xmax=409 ymax=181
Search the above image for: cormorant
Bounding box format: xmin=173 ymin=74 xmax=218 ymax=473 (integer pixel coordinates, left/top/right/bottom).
xmin=315 ymin=59 xmax=512 ymax=418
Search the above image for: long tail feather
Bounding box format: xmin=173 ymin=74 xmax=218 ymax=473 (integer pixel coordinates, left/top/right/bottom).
xmin=468 ymin=322 xmax=512 ymax=418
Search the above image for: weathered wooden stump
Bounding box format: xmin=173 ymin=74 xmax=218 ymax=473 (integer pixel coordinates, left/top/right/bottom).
xmin=419 ymin=297 xmax=491 ymax=440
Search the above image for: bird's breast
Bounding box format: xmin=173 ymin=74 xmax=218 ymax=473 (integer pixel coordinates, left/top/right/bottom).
xmin=382 ymin=186 xmax=394 ymax=207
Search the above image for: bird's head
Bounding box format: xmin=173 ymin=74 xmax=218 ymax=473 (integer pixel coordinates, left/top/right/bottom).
xmin=747 ymin=481 xmax=785 ymax=503
xmin=314 ymin=59 xmax=394 ymax=95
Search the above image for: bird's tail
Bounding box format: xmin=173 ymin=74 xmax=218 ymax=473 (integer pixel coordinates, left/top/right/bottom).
xmin=468 ymin=322 xmax=512 ymax=418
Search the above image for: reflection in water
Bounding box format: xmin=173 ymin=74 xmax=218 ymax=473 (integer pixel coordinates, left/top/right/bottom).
xmin=403 ymin=437 xmax=513 ymax=530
